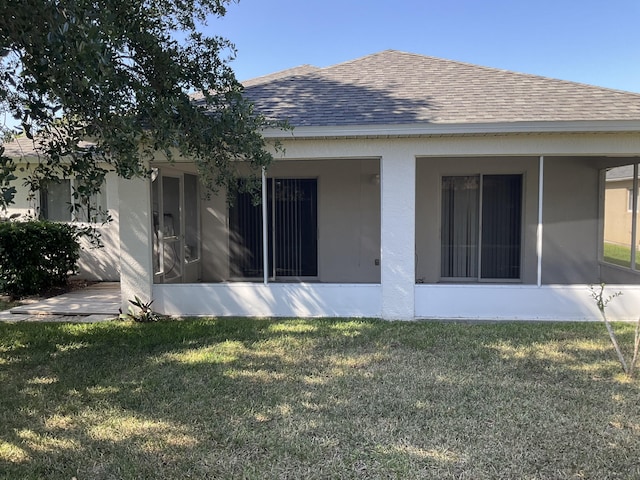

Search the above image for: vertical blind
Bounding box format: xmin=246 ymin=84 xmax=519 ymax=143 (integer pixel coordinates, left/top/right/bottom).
xmin=230 ymin=178 xmax=317 ymax=278
xmin=441 ymin=174 xmax=522 ymax=280
xmin=229 ymin=184 xmax=264 ymax=277
xmin=274 ymin=179 xmax=318 ymax=277
xmin=441 ymin=176 xmax=479 ymax=278
xmin=481 ymin=175 xmax=522 ymax=279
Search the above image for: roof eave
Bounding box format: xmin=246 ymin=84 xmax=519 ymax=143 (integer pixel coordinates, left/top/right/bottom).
xmin=261 ymin=120 xmax=640 ymax=139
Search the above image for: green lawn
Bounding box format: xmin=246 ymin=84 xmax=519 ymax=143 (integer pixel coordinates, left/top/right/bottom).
xmin=603 ymin=241 xmax=637 ymax=268
xmin=1 ymin=318 xmax=639 ymax=479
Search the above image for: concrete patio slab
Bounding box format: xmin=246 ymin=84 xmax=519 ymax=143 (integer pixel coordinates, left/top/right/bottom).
xmin=6 ymin=282 xmax=121 ymax=319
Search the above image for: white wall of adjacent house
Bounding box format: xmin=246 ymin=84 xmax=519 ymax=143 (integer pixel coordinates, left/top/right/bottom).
xmin=5 ymin=165 xmax=121 ymax=281
xmin=76 ymin=170 xmax=121 ymax=281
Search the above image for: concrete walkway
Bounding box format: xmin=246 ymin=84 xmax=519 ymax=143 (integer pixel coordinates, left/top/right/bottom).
xmin=0 ymin=282 xmax=121 ymax=323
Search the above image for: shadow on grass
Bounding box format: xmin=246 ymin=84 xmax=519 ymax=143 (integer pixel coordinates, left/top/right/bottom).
xmin=1 ymin=318 xmax=639 ymax=479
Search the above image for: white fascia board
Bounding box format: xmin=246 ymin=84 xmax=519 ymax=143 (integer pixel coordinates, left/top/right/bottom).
xmin=261 ymin=120 xmax=640 ymax=139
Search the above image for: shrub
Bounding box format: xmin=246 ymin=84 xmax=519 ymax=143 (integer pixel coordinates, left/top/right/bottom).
xmin=0 ymin=220 xmax=80 ymax=297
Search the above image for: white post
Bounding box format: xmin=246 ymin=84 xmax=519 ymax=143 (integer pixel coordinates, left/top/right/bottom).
xmin=380 ymin=153 xmax=416 ymax=320
xmin=537 ymin=156 xmax=544 ymax=287
xmin=118 ymin=175 xmax=154 ymax=311
xmin=261 ymin=167 xmax=268 ymax=285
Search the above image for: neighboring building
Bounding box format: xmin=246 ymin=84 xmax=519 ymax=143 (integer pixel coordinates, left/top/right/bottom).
xmin=603 ymin=165 xmax=640 ymax=269
xmin=3 ymin=138 xmax=121 ymax=281
xmin=7 ymin=50 xmax=640 ymax=320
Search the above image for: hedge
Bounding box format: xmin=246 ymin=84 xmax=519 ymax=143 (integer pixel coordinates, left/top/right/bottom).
xmin=0 ymin=221 xmax=80 ymax=297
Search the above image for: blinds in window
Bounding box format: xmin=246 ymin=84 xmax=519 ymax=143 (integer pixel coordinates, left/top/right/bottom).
xmin=441 ymin=174 xmax=522 ymax=280
xmin=230 ymin=178 xmax=318 ymax=278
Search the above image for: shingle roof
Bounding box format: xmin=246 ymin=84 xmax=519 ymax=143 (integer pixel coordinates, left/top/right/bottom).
xmin=243 ymin=50 xmax=640 ymax=127
xmin=606 ymin=165 xmax=635 ymax=181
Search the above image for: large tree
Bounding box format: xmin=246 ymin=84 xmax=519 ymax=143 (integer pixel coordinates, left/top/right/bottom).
xmin=0 ymin=0 xmax=276 ymax=216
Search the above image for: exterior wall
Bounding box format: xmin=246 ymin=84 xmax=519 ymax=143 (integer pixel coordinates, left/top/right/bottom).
xmin=150 ymin=132 xmax=640 ymax=320
xmin=541 ymin=157 xmax=600 ymax=284
xmin=153 ymin=282 xmax=640 ymax=321
xmin=415 ymin=284 xmax=640 ymax=321
xmin=5 ymin=165 xmax=121 ymax=281
xmin=154 ymin=283 xmax=381 ymax=317
xmin=119 ymin=175 xmax=154 ymax=310
xmin=415 ymin=156 xmax=539 ymax=284
xmin=200 ymin=158 xmax=381 ymax=283
xmin=200 ymin=185 xmax=230 ymax=282
xmin=380 ymin=153 xmax=415 ymax=319
xmin=4 ymin=167 xmax=34 ymax=217
xmin=603 ymin=179 xmax=634 ymax=246
xmin=8 ymin=131 xmax=640 ymax=320
xmin=76 ymin=170 xmax=121 ymax=281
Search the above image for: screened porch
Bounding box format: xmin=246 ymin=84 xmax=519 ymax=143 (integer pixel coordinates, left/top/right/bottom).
xmin=150 ymin=158 xmax=381 ymax=286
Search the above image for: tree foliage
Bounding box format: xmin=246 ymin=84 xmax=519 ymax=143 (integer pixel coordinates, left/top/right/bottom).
xmin=0 ymin=0 xmax=277 ymax=214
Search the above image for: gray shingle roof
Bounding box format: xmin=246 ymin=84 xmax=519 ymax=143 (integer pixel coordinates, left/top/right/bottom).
xmin=606 ymin=165 xmax=635 ymax=181
xmin=243 ymin=50 xmax=640 ymax=127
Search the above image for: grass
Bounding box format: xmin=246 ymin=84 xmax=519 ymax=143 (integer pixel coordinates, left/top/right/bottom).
xmin=1 ymin=318 xmax=639 ymax=479
xmin=603 ymin=241 xmax=639 ymax=268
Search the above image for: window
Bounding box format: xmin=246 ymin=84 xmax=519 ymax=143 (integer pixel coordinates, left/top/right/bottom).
xmin=441 ymin=174 xmax=522 ymax=280
xmin=230 ymin=178 xmax=318 ymax=278
xmin=40 ymin=180 xmax=72 ymax=221
xmin=40 ymin=179 xmax=107 ymax=222
xmin=628 ymin=188 xmax=639 ymax=213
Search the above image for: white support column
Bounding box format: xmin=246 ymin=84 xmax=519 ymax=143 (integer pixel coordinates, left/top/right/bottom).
xmin=380 ymin=153 xmax=416 ymax=320
xmin=118 ymin=175 xmax=154 ymax=311
xmin=537 ymin=156 xmax=544 ymax=287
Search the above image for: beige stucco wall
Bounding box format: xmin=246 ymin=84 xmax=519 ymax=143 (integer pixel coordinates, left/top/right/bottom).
xmin=541 ymin=157 xmax=600 ymax=284
xmin=200 ymin=158 xmax=381 ymax=283
xmin=603 ymin=179 xmax=634 ymax=246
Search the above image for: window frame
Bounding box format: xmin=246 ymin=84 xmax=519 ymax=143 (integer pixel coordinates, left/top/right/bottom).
xmin=40 ymin=178 xmax=108 ymax=224
xmin=229 ymin=176 xmax=319 ymax=281
xmin=628 ymin=187 xmax=638 ymax=213
xmin=439 ymin=172 xmax=525 ymax=283
xmin=602 ymin=163 xmax=640 ymax=271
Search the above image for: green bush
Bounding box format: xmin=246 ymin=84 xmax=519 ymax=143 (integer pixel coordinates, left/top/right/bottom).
xmin=0 ymin=221 xmax=80 ymax=297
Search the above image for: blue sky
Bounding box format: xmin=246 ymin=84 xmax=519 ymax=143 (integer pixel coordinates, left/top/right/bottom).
xmin=208 ymin=0 xmax=640 ymax=92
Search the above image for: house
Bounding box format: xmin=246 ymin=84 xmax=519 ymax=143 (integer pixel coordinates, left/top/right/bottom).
xmin=3 ymin=138 xmax=122 ymax=282
xmin=8 ymin=50 xmax=640 ymax=320
xmin=603 ymin=165 xmax=638 ymax=267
